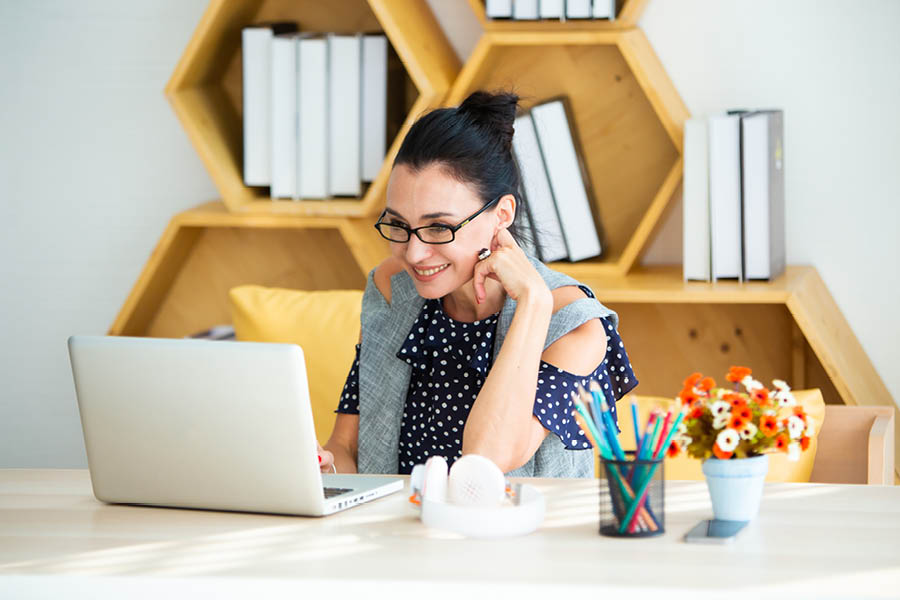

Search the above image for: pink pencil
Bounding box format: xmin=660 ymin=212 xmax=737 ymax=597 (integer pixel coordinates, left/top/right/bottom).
xmin=653 ymin=411 xmax=674 ymax=458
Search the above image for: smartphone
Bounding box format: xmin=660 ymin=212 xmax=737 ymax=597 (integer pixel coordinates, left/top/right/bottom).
xmin=684 ymin=519 xmax=748 ymax=544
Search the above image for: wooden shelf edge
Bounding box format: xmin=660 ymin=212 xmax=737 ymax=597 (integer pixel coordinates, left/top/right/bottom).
xmin=576 ymin=265 xmax=805 ymax=304
xmin=785 ymin=268 xmax=899 ymax=480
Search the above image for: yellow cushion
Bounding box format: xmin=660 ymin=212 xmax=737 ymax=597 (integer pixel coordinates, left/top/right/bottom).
xmin=613 ymin=390 xmax=825 ymax=482
xmin=228 ymin=285 xmax=363 ymax=445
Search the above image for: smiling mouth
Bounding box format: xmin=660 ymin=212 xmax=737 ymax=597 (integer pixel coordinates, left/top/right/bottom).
xmin=413 ymin=264 xmax=450 ymax=277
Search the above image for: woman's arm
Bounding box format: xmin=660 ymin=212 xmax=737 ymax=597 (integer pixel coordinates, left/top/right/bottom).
xmin=463 ymin=284 xmax=608 ymax=472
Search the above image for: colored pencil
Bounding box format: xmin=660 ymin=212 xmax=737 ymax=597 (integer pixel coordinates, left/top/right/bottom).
xmin=618 ymin=409 xmax=686 ymax=533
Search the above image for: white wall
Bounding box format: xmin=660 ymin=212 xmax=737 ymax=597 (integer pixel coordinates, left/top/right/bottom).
xmin=0 ymin=0 xmax=896 ymax=468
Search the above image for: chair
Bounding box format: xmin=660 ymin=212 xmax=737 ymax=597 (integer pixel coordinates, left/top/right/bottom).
xmin=809 ymin=405 xmax=895 ymax=485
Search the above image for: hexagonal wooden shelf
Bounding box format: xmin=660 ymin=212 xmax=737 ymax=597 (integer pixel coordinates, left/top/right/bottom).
xmin=467 ymin=0 xmax=649 ymax=31
xmin=166 ymin=0 xmax=460 ymax=218
xmin=109 ymin=202 xmax=387 ymax=338
xmin=446 ymin=28 xmax=688 ymax=277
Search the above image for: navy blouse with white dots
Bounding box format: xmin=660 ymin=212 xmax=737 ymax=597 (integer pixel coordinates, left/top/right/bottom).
xmin=336 ymin=288 xmax=638 ymax=474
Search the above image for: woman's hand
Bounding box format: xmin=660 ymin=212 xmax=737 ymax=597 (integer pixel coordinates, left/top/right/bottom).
xmin=317 ymin=442 xmax=335 ymax=473
xmin=472 ymin=228 xmax=551 ymax=306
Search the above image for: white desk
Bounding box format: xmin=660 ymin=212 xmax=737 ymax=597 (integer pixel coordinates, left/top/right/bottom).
xmin=1 ymin=469 xmax=899 ymax=599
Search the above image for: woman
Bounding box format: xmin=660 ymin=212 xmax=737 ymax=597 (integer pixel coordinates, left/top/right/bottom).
xmin=319 ymin=90 xmax=637 ymax=478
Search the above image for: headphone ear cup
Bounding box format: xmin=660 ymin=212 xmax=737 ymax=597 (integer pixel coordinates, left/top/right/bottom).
xmin=447 ymin=454 xmax=506 ymax=507
xmin=422 ymin=456 xmax=448 ymax=503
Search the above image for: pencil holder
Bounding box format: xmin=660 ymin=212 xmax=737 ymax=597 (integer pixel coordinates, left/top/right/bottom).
xmin=599 ymin=451 xmax=665 ymax=538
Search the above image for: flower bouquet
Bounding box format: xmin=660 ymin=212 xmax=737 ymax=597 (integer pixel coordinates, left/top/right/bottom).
xmin=669 ymin=366 xmax=815 ymax=521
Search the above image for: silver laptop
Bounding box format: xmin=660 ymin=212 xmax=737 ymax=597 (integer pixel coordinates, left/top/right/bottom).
xmin=67 ymin=335 xmax=403 ymax=516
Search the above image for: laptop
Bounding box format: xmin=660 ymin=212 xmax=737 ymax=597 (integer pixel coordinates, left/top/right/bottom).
xmin=67 ymin=335 xmax=403 ymax=516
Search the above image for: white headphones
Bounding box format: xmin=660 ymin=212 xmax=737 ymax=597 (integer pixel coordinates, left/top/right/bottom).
xmin=409 ymin=454 xmax=545 ymax=538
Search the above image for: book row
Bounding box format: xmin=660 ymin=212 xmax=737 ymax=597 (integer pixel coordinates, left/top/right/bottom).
xmin=486 ymin=0 xmax=617 ymax=20
xmin=683 ymin=110 xmax=785 ymax=282
xmin=242 ymin=24 xmax=388 ymax=200
xmin=514 ymin=98 xmax=603 ymax=263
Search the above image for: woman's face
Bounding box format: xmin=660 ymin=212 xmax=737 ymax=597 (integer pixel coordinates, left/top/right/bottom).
xmin=383 ymin=163 xmax=500 ymax=299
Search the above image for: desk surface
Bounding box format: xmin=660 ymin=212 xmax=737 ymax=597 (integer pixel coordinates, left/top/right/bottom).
xmin=2 ymin=469 xmax=899 ymax=598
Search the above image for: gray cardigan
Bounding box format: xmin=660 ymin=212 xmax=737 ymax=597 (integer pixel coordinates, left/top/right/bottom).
xmin=357 ymin=257 xmax=617 ymax=478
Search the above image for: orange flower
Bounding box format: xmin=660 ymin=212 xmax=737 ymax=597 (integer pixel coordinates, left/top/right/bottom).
xmin=727 ymin=366 xmax=752 ymax=383
xmin=760 ymin=415 xmax=778 ymax=437
xmin=724 ymin=392 xmax=748 ymax=409
xmin=683 ymin=372 xmax=703 ymax=388
xmin=728 ymin=414 xmax=749 ymax=430
xmin=751 ymin=388 xmax=770 ymax=405
xmin=679 ymin=388 xmax=700 ymax=408
xmin=713 ymin=444 xmax=733 ymax=459
xmin=800 ymin=436 xmax=811 ymax=451
xmin=774 ymin=433 xmax=790 ymax=452
xmin=667 ymin=440 xmax=681 ymax=458
xmin=698 ymin=377 xmax=716 ymax=392
xmin=689 ymin=406 xmax=705 ymax=420
xmin=735 ymin=406 xmax=752 ymax=422
xmin=793 ymin=406 xmax=807 ymax=419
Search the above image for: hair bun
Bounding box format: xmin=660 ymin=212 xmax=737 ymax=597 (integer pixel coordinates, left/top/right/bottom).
xmin=457 ymin=91 xmax=519 ymax=153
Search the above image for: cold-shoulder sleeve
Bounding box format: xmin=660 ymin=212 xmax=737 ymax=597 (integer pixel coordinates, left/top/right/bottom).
xmin=533 ymin=316 xmax=638 ymax=450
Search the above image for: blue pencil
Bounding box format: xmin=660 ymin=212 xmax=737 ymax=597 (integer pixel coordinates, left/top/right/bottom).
xmin=630 ymin=400 xmax=642 ymax=450
xmin=590 ymin=381 xmax=625 ymax=461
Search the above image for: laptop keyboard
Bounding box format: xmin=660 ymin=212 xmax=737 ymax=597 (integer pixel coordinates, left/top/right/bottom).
xmin=324 ymin=486 xmax=353 ymax=499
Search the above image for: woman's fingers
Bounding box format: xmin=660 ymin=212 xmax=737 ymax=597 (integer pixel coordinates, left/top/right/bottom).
xmin=317 ymin=443 xmax=335 ymax=472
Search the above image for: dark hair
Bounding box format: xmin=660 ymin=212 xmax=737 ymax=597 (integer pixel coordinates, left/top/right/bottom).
xmin=393 ymin=90 xmax=530 ymax=245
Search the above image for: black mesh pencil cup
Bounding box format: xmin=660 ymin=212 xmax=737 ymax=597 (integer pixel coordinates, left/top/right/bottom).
xmin=599 ymin=450 xmax=665 ymax=538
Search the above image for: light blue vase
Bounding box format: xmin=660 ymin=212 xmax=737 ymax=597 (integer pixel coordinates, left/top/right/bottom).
xmin=701 ymin=454 xmax=769 ymax=521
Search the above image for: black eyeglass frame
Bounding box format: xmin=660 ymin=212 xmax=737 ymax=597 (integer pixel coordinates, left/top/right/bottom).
xmin=373 ymin=195 xmax=504 ymax=245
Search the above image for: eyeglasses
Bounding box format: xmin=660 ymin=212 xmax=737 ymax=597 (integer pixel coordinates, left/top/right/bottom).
xmin=373 ymin=196 xmax=502 ymax=245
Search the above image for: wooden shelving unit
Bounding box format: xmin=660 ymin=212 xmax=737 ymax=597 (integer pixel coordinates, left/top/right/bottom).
xmin=109 ymin=202 xmax=386 ymax=338
xmin=445 ymin=27 xmax=687 ymax=276
xmin=113 ymin=0 xmax=897 ymax=478
xmin=166 ymin=0 xmax=460 ymax=217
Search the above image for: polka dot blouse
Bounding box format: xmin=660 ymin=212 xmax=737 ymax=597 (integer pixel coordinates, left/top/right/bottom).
xmin=336 ymin=291 xmax=638 ymax=475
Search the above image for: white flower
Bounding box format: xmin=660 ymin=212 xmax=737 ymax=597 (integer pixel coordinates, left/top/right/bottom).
xmin=788 ymin=442 xmax=801 ymax=462
xmin=775 ymin=390 xmax=797 ymax=408
xmin=713 ymin=414 xmax=730 ymax=430
xmin=677 ymin=422 xmax=688 ymax=435
xmin=787 ymin=415 xmax=805 ymax=439
xmin=710 ymin=400 xmax=731 ymax=417
xmin=715 ymin=388 xmax=728 ymax=399
xmin=742 ymin=376 xmax=763 ymax=392
xmin=716 ymin=428 xmax=740 ymax=452
xmin=772 ymin=379 xmax=791 ymax=392
xmin=805 ymin=416 xmax=815 ymax=437
xmin=739 ymin=422 xmax=759 ymax=441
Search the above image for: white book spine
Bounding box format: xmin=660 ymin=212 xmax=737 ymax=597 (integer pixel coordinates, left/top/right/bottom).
xmin=514 ymin=0 xmax=539 ymax=20
xmin=531 ymin=101 xmax=602 ymax=262
xmin=592 ymin=0 xmax=613 ymax=19
xmin=242 ymin=27 xmax=273 ymax=186
xmin=327 ymin=34 xmax=361 ymax=197
xmin=361 ymin=36 xmax=387 ymax=183
xmin=566 ymin=0 xmax=593 ymax=19
xmin=742 ymin=110 xmax=785 ymax=280
xmin=539 ymin=0 xmax=564 ymax=18
xmin=298 ymin=37 xmax=329 ymax=199
xmin=485 ymin=0 xmax=513 ymax=18
xmin=683 ymin=117 xmax=711 ymax=281
xmin=512 ymin=114 xmax=568 ymax=262
xmin=270 ymin=35 xmax=298 ymax=199
xmin=708 ymin=113 xmax=744 ymax=281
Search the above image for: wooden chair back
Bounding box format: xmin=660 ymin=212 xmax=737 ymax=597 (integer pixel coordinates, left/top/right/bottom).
xmin=810 ymin=405 xmax=895 ymax=485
